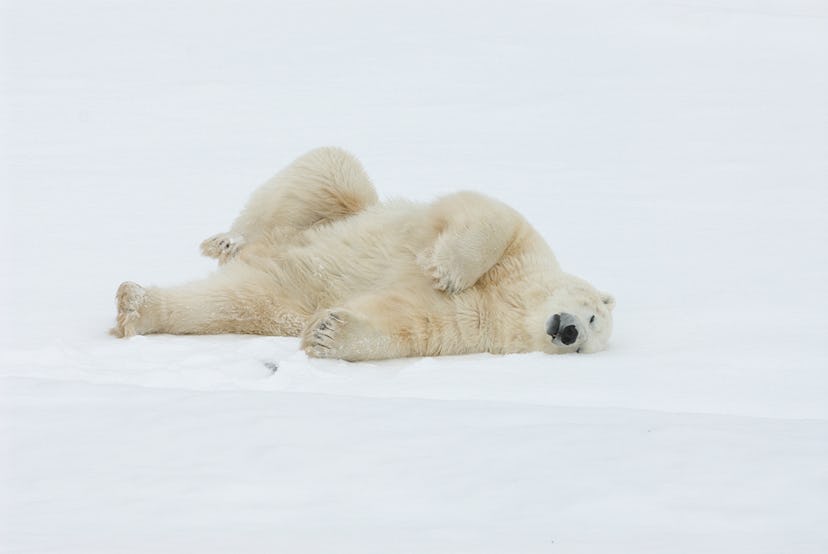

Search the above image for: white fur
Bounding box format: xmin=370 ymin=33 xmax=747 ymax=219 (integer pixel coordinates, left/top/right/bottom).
xmin=113 ymin=147 xmax=615 ymax=361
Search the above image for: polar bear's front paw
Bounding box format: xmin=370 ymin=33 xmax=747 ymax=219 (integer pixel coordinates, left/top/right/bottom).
xmin=200 ymin=233 xmax=245 ymax=264
xmin=418 ymin=249 xmax=471 ymax=294
xmin=302 ymin=310 xmax=350 ymax=359
xmin=428 ymin=264 xmax=469 ymax=294
xmin=112 ymin=281 xmax=147 ymax=338
xmin=302 ymin=309 xmax=386 ymax=361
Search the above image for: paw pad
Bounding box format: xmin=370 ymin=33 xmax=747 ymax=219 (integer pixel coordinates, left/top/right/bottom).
xmin=113 ymin=281 xmax=146 ymax=338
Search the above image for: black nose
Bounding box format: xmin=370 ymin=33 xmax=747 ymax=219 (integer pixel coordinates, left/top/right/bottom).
xmin=546 ymin=314 xmax=561 ymax=337
xmin=560 ymin=324 xmax=578 ymax=345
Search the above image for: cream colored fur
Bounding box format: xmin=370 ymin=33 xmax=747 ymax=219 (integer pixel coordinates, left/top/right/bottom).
xmin=113 ymin=147 xmax=615 ymax=361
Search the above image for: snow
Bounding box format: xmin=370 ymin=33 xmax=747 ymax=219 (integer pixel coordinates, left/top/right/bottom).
xmin=1 ymin=0 xmax=827 ymax=552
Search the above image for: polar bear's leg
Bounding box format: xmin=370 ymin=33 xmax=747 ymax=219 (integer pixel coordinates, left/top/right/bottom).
xmin=418 ymin=192 xmax=542 ymax=293
xmin=301 ymin=289 xmax=477 ymax=361
xmin=202 ymin=147 xmax=378 ymax=263
xmin=111 ymin=265 xmax=305 ymax=337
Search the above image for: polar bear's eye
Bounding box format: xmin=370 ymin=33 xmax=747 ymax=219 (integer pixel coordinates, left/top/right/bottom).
xmin=589 ymin=315 xmax=595 ymax=324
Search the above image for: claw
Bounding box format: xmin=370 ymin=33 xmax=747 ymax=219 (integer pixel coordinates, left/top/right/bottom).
xmin=314 ymin=330 xmax=333 ymax=341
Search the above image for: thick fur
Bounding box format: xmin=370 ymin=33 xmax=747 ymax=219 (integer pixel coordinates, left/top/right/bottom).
xmin=113 ymin=147 xmax=615 ymax=361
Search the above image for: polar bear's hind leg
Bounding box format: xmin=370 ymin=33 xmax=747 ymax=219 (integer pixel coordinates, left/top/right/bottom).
xmin=112 ymin=265 xmax=305 ymax=338
xmin=202 ymin=147 xmax=378 ymax=262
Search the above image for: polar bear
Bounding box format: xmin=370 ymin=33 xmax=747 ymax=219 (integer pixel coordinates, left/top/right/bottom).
xmin=113 ymin=147 xmax=615 ymax=361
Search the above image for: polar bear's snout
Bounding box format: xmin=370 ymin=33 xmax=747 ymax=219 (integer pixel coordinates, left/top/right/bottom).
xmin=546 ymin=312 xmax=580 ymax=346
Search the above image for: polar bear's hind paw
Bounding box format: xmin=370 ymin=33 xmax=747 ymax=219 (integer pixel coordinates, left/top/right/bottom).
xmin=200 ymin=233 xmax=245 ymax=264
xmin=112 ymin=281 xmax=147 ymax=338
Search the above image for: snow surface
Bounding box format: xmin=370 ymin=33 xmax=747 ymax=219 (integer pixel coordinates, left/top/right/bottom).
xmin=1 ymin=0 xmax=827 ymax=552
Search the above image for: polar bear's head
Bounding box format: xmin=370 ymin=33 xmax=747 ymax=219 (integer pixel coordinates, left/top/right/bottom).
xmin=531 ymin=274 xmax=615 ymax=354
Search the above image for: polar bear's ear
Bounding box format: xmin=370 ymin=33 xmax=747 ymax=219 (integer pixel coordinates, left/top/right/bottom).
xmin=601 ymin=293 xmax=616 ymax=311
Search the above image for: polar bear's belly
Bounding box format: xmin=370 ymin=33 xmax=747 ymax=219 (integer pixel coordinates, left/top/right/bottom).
xmin=275 ymin=206 xmax=432 ymax=308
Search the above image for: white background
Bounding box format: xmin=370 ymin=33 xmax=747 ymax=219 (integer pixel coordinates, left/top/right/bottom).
xmin=1 ymin=0 xmax=827 ymax=552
